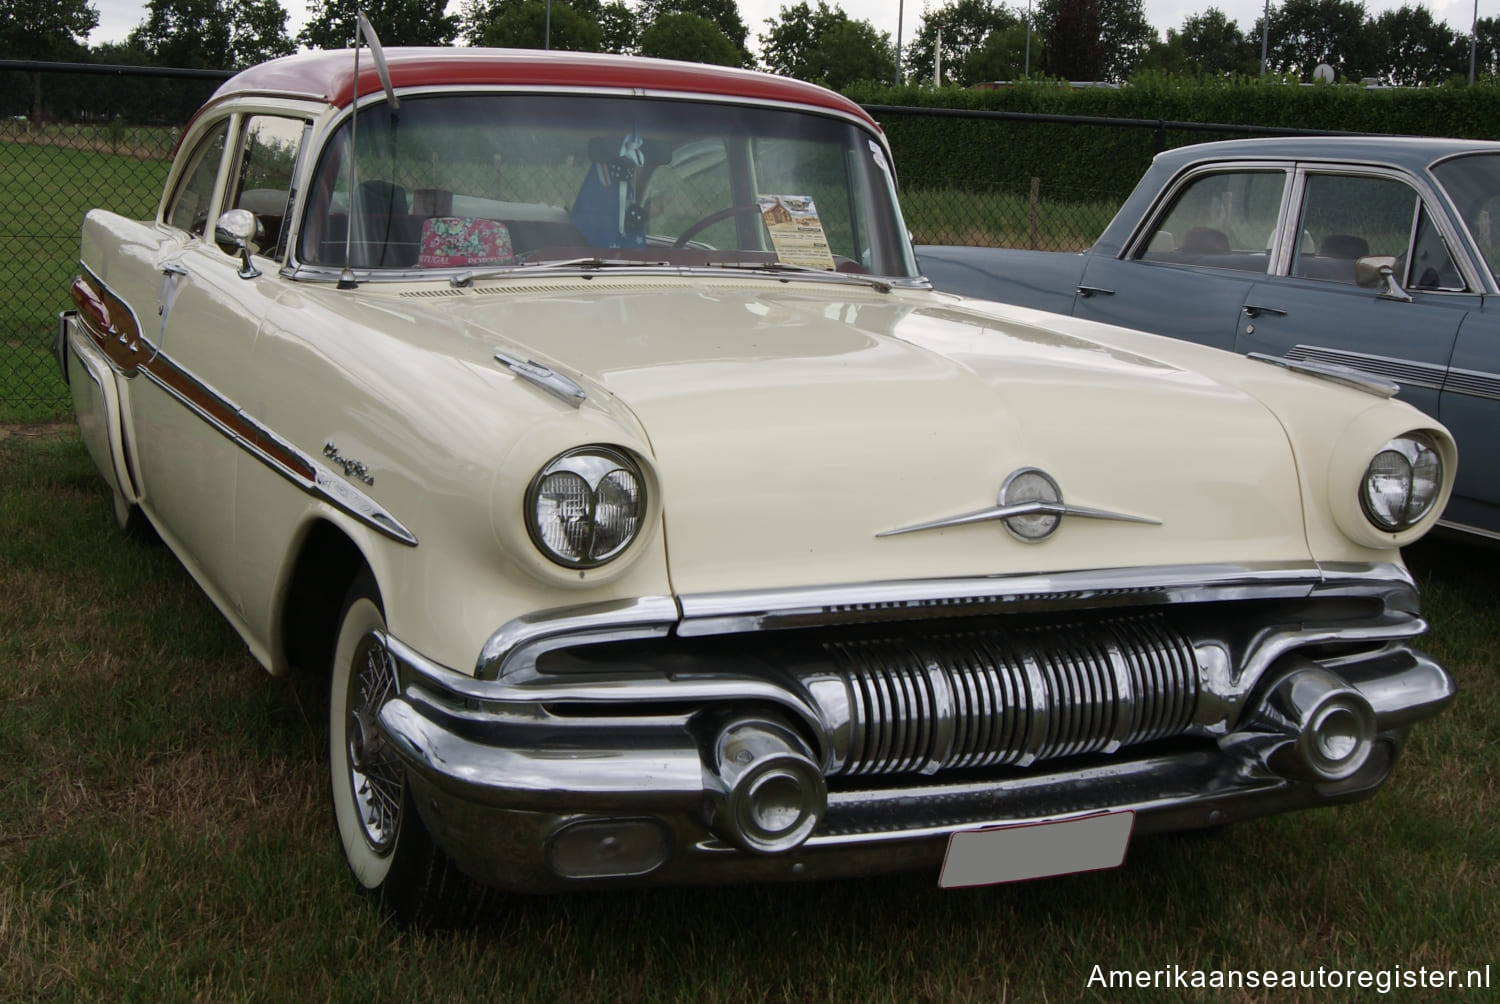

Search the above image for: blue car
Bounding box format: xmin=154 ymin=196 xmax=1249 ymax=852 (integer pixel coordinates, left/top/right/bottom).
xmin=919 ymin=136 xmax=1500 ymax=538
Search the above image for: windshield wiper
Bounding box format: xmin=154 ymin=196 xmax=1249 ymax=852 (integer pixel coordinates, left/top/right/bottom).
xmin=450 ymin=257 xmax=668 ymax=287
xmin=704 ymin=260 xmax=892 ymax=293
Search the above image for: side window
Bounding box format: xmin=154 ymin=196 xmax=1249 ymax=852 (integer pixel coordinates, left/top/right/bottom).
xmin=166 ymin=121 xmax=230 ymax=235
xmin=1410 ymin=204 xmax=1466 ymax=291
xmin=230 ymin=115 xmax=306 ymax=260
xmin=1136 ymin=170 xmax=1286 ymax=274
xmin=1289 ymin=173 xmax=1458 ymax=288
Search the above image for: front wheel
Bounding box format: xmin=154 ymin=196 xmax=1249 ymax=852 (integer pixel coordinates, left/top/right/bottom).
xmin=328 ymin=573 xmax=489 ymax=926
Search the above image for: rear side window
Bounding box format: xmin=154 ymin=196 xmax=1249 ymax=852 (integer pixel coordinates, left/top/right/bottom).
xmin=166 ymin=121 xmax=230 ymax=236
xmin=1136 ymin=170 xmax=1287 ymax=274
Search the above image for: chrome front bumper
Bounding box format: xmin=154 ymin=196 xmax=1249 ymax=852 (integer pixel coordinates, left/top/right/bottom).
xmin=374 ymin=562 xmax=1455 ymax=893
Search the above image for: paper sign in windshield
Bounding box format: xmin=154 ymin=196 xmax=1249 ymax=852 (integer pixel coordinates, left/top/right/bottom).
xmin=758 ymin=195 xmax=836 ymax=270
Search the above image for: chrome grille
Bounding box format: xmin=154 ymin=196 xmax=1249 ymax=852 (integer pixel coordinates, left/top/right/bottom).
xmin=822 ymin=615 xmax=1199 ymax=776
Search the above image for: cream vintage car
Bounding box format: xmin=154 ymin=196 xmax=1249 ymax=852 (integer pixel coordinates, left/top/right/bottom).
xmin=57 ymin=47 xmax=1457 ymax=925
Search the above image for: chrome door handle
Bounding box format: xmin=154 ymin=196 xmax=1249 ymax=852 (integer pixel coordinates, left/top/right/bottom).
xmin=1077 ymin=286 xmax=1114 ymax=298
xmin=1242 ymin=304 xmax=1287 ymax=318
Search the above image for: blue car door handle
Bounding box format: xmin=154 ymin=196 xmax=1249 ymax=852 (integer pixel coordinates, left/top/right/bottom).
xmin=1077 ymin=285 xmax=1114 ymax=298
xmin=1243 ymin=304 xmax=1288 ymax=318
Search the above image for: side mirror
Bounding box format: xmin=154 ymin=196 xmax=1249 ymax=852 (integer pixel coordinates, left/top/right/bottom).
xmin=214 ymin=208 xmax=262 ymax=279
xmin=1355 ymin=255 xmax=1412 ymax=302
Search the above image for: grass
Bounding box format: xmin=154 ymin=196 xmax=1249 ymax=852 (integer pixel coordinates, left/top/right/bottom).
xmin=2 ymin=427 xmax=1496 ymax=1002
xmin=0 ymin=138 xmax=170 ymax=422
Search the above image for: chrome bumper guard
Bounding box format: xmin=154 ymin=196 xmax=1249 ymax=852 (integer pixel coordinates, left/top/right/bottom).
xmin=374 ymin=562 xmax=1455 ymax=893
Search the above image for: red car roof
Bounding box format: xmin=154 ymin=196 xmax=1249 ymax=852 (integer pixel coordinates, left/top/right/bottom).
xmin=212 ymin=47 xmax=877 ymax=129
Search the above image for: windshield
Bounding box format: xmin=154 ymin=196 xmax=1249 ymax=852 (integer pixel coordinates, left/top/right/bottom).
xmin=1432 ymin=152 xmax=1500 ymax=285
xmin=299 ymin=93 xmax=917 ymax=278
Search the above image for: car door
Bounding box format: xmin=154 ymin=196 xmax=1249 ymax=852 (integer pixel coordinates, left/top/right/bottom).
xmin=127 ymin=112 xmax=295 ymax=618
xmin=1233 ymin=167 xmax=1468 ymax=422
xmin=1072 ymin=165 xmax=1291 ymax=352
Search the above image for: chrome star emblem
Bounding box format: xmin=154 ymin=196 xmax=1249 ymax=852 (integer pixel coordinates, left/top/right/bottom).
xmin=876 ymin=467 xmax=1160 ymax=543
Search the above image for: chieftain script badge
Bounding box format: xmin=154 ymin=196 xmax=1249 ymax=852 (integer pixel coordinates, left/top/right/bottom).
xmin=323 ymin=442 xmax=375 ymax=486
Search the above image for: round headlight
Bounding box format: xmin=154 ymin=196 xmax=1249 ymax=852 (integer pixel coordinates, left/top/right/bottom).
xmin=526 ymin=447 xmax=646 ymax=568
xmin=1360 ymin=433 xmax=1442 ymax=532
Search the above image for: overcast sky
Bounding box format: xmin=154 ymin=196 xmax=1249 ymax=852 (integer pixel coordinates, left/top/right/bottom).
xmin=84 ymin=0 xmax=1488 ymax=59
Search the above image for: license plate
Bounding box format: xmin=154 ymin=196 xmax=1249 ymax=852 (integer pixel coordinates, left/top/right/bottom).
xmin=938 ymin=811 xmax=1135 ymax=889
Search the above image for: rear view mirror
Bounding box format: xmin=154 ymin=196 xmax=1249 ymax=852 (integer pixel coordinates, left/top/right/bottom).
xmin=1355 ymin=255 xmax=1412 ymax=302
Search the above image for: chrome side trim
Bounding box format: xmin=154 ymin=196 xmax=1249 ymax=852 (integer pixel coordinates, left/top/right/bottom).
xmin=494 ymin=351 xmax=587 ymax=407
xmin=73 ymin=269 xmax=417 ymax=546
xmin=1250 ymin=351 xmax=1401 ymax=398
xmin=1441 ymin=364 xmax=1500 ymax=403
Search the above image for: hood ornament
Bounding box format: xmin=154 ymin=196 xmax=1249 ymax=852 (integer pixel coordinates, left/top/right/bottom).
xmin=877 ymin=467 xmax=1160 ymax=543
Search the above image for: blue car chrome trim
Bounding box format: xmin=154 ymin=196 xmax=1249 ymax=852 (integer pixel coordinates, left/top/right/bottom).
xmin=1281 ymin=345 xmax=1440 ymax=394
xmin=1441 ymin=365 xmax=1500 ymax=403
xmin=70 ymin=267 xmax=417 ymax=547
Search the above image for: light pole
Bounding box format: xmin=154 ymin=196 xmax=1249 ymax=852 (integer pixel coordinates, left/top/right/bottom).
xmin=1024 ymin=0 xmax=1031 ymax=78
xmin=1472 ymin=0 xmax=1479 ymax=86
xmin=896 ymin=0 xmax=905 ymax=84
xmin=1260 ymin=0 xmax=1270 ymax=76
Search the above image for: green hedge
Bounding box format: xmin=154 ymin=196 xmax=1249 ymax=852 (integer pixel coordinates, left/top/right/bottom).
xmin=849 ymin=75 xmax=1500 ymax=199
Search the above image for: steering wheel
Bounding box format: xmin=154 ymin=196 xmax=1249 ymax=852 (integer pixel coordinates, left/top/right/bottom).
xmin=673 ymin=205 xmax=763 ymax=248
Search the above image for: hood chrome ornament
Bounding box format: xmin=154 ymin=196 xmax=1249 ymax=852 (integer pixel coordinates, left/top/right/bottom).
xmin=877 ymin=467 xmax=1160 ymax=542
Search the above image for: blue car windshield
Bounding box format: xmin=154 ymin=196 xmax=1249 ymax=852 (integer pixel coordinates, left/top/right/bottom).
xmin=298 ymin=93 xmax=918 ymax=278
xmin=1432 ymin=153 xmax=1500 ymax=285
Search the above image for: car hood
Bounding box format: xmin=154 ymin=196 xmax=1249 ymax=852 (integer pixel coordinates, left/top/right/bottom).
xmin=433 ymin=280 xmax=1309 ymax=594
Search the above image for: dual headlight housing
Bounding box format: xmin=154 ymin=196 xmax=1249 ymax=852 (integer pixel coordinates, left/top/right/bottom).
xmin=525 ymin=446 xmax=647 ymax=569
xmin=1360 ymin=433 xmax=1443 ymax=533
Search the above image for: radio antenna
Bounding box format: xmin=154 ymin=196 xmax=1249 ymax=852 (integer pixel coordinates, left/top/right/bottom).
xmin=339 ymin=12 xmax=400 ymax=290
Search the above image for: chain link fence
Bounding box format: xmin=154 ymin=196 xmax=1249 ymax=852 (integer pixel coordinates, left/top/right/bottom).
xmin=1 ymin=61 xmax=1134 ymax=420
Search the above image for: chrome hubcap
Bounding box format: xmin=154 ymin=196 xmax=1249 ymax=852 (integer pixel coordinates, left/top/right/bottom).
xmin=346 ymin=639 xmax=404 ymax=854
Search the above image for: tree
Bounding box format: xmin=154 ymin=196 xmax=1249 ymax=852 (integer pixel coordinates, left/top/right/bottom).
xmin=960 ymin=23 xmax=1031 ymax=81
xmin=129 ymin=0 xmax=294 ymax=70
xmin=1179 ymin=8 xmax=1257 ymax=76
xmin=599 ymin=2 xmax=638 ymax=52
xmin=0 ymin=0 xmax=97 ymax=60
xmin=480 ymin=0 xmax=603 ymax=50
xmin=1251 ymin=0 xmax=1381 ymax=82
xmin=1097 ymin=0 xmax=1156 ymax=81
xmin=1037 ymin=0 xmax=1106 ymax=80
xmin=1475 ymin=16 xmax=1500 ymax=82
xmin=637 ymin=11 xmax=741 ymax=65
xmin=299 ymin=0 xmax=458 ymax=50
xmin=638 ymin=0 xmax=752 ymax=64
xmin=904 ymin=0 xmax=1019 ymax=86
xmin=1373 ymin=4 xmax=1465 ymax=85
xmin=0 ymin=0 xmax=98 ymax=122
xmin=759 ymin=1 xmax=895 ymax=87
xmin=1144 ymin=7 xmax=1256 ymax=78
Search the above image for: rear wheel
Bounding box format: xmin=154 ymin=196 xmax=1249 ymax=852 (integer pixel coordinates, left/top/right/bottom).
xmin=329 ymin=573 xmax=489 ymax=926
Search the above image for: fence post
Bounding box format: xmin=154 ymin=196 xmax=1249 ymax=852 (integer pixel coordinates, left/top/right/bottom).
xmin=1028 ymin=177 xmax=1040 ymax=251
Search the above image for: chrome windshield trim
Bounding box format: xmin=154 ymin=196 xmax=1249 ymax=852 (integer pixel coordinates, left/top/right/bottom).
xmin=285 ymin=260 xmax=931 ymax=290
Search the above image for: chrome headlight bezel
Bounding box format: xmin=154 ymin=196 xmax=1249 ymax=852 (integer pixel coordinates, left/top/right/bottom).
xmin=1360 ymin=433 xmax=1443 ymax=533
xmin=525 ymin=446 xmax=647 ymax=569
